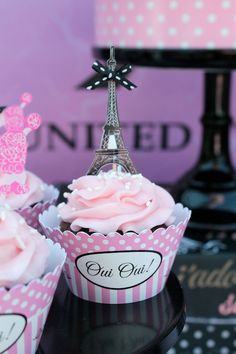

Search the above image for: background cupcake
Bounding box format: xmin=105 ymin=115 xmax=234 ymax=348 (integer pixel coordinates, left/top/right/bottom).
xmin=0 ymin=93 xmax=59 ymax=230
xmin=0 ymin=207 xmax=66 ymax=354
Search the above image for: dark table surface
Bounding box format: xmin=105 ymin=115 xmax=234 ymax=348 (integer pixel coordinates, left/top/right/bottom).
xmin=38 ymin=272 xmax=185 ymax=354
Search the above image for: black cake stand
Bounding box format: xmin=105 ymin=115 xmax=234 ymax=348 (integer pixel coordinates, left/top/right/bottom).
xmin=38 ymin=272 xmax=185 ymax=354
xmin=95 ymin=48 xmax=236 ymax=247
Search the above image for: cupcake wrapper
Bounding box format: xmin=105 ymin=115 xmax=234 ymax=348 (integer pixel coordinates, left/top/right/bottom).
xmin=18 ymin=184 xmax=59 ymax=232
xmin=0 ymin=239 xmax=66 ymax=354
xmin=40 ymin=204 xmax=191 ymax=304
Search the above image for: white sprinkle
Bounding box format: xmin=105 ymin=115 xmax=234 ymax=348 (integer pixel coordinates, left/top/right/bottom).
xmin=115 ymin=76 xmax=121 ymax=80
xmin=102 ymin=77 xmax=108 ymax=81
xmin=95 ymin=81 xmax=100 ymax=85
xmin=130 ymin=86 xmax=135 ymax=90
xmin=123 ymin=81 xmax=128 ymax=85
xmin=63 ymin=192 xmax=69 ymax=198
xmin=108 ymin=73 xmax=113 ymax=79
xmin=122 ymin=68 xmax=128 ymax=73
xmin=93 ymin=62 xmax=98 ymax=66
xmin=86 ymin=86 xmax=92 ymax=90
xmin=125 ymin=183 xmax=131 ymax=190
xmin=100 ymin=67 xmax=105 ymax=71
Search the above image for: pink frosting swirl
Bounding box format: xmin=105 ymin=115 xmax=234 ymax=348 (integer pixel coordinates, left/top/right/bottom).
xmin=58 ymin=172 xmax=175 ymax=234
xmin=0 ymin=170 xmax=44 ymax=209
xmin=0 ymin=208 xmax=50 ymax=288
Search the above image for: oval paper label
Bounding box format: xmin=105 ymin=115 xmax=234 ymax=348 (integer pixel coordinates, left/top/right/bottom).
xmin=0 ymin=314 xmax=27 ymax=353
xmin=76 ymin=250 xmax=162 ymax=289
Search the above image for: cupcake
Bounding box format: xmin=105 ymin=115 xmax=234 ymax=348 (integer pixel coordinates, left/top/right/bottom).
xmin=0 ymin=207 xmax=66 ymax=354
xmin=0 ymin=93 xmax=59 ymax=229
xmin=40 ymin=174 xmax=190 ymax=304
xmin=40 ymin=49 xmax=191 ymax=304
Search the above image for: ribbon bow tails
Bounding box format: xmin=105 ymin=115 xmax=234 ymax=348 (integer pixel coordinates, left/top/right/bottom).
xmin=86 ymin=60 xmax=137 ymax=91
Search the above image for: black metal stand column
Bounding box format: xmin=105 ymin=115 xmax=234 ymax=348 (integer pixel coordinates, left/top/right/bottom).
xmin=175 ymin=71 xmax=236 ymax=241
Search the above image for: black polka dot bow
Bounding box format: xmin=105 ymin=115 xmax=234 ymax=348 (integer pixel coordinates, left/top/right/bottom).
xmin=86 ymin=60 xmax=137 ymax=91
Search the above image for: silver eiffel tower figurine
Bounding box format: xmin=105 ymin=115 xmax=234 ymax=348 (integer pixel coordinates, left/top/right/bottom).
xmin=87 ymin=47 xmax=137 ymax=175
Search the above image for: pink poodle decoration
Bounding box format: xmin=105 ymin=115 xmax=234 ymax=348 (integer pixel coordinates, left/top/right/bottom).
xmin=0 ymin=93 xmax=41 ymax=194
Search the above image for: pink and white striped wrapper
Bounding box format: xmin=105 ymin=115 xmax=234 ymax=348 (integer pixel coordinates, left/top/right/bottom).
xmin=39 ymin=204 xmax=190 ymax=304
xmin=18 ymin=184 xmax=59 ymax=232
xmin=0 ymin=239 xmax=66 ymax=354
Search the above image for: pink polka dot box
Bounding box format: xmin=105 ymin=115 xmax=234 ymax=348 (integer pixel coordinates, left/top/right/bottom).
xmin=39 ymin=204 xmax=190 ymax=304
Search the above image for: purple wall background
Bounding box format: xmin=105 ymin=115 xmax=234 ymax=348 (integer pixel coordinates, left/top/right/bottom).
xmin=0 ymin=0 xmax=236 ymax=184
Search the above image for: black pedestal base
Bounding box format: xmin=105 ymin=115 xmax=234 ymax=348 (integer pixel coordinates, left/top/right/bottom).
xmin=38 ymin=273 xmax=185 ymax=354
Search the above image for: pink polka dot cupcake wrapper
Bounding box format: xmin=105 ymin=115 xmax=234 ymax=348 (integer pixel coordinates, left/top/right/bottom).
xmin=39 ymin=204 xmax=191 ymax=304
xmin=0 ymin=239 xmax=66 ymax=354
xmin=18 ymin=184 xmax=59 ymax=232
